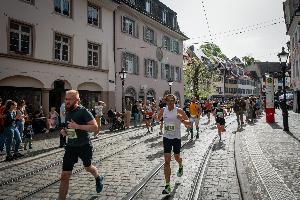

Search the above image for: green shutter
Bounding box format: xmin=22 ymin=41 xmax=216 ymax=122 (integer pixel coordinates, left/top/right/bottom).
xmin=154 ymin=61 xmax=158 ymax=79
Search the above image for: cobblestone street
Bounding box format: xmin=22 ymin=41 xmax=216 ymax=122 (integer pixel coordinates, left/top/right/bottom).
xmin=0 ymin=111 xmax=299 ymax=199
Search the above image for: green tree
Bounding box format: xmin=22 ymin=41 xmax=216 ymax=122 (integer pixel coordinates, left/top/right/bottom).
xmin=241 ymin=56 xmax=255 ymax=67
xmin=200 ymin=42 xmax=227 ymax=63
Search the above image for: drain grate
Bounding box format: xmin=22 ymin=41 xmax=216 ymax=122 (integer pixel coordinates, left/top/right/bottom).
xmin=244 ymin=132 xmax=297 ymax=200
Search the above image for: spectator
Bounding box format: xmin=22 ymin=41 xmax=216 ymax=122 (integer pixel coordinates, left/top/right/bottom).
xmin=94 ymin=101 xmax=106 ymax=138
xmin=60 ymin=102 xmax=66 ymax=147
xmin=131 ymin=100 xmax=139 ymax=127
xmin=48 ymin=107 xmax=59 ymax=132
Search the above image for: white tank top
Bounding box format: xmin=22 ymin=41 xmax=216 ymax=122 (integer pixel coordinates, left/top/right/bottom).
xmin=163 ymin=106 xmax=181 ymax=139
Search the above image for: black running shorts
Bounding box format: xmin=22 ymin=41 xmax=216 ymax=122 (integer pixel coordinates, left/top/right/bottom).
xmin=163 ymin=137 xmax=181 ymax=154
xmin=62 ymin=144 xmax=93 ymax=171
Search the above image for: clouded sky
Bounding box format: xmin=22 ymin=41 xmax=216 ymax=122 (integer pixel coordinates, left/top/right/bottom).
xmin=160 ymin=0 xmax=289 ymax=62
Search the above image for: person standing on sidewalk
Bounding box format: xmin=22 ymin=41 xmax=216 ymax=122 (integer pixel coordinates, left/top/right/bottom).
xmin=189 ymin=97 xmax=201 ymax=139
xmin=16 ymin=99 xmax=26 ymax=144
xmin=131 ymin=100 xmax=139 ymax=127
xmin=233 ymin=98 xmax=245 ymax=129
xmin=94 ymin=101 xmax=106 ymax=138
xmin=158 ymin=97 xmax=167 ymax=135
xmin=58 ymin=90 xmax=104 ymax=200
xmin=213 ymin=103 xmax=227 ymax=142
xmin=156 ymin=94 xmax=191 ymax=194
xmin=59 ymin=102 xmax=67 ymax=147
xmin=2 ymin=100 xmax=23 ymax=161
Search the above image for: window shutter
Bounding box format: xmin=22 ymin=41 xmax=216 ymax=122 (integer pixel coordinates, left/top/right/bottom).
xmin=179 ymin=68 xmax=182 ymax=82
xmin=143 ymin=26 xmax=147 ymax=42
xmin=144 ymin=59 xmax=148 ymax=77
xmin=133 ymin=55 xmax=138 ymax=75
xmin=121 ymin=16 xmax=125 ymax=32
xmin=135 ymin=55 xmax=139 ymax=75
xmin=171 ymin=66 xmax=175 ymax=80
xmin=154 ymin=32 xmax=157 ymax=46
xmin=161 ymin=63 xmax=165 ymax=80
xmin=135 ymin=23 xmax=139 ymax=38
xmin=121 ymin=52 xmax=126 ymax=70
xmin=154 ymin=61 xmax=158 ymax=79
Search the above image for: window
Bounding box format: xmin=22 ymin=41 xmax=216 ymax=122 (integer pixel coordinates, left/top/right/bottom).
xmin=54 ymin=0 xmax=71 ymax=17
xmin=88 ymin=42 xmax=101 ymax=67
xmin=122 ymin=52 xmax=139 ymax=74
xmin=122 ymin=16 xmax=138 ymax=37
xmin=162 ymin=10 xmax=167 ymax=23
xmin=145 ymin=0 xmax=151 ymax=13
xmin=174 ymin=67 xmax=181 ymax=82
xmin=145 ymin=59 xmax=158 ymax=78
xmin=143 ymin=27 xmax=155 ymax=45
xmin=9 ymin=21 xmax=32 ymax=55
xmin=88 ymin=4 xmax=101 ymax=28
xmin=172 ymin=40 xmax=179 ymax=54
xmin=172 ymin=16 xmax=177 ymax=27
xmin=161 ymin=64 xmax=173 ymax=80
xmin=162 ymin=36 xmax=171 ymax=51
xmin=54 ymin=33 xmax=71 ymax=62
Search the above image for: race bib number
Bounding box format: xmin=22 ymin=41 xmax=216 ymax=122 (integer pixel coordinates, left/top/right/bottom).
xmin=146 ymin=115 xmax=149 ymax=118
xmin=66 ymin=128 xmax=77 ymax=139
xmin=165 ymin=123 xmax=175 ymax=134
xmin=217 ymin=112 xmax=223 ymax=118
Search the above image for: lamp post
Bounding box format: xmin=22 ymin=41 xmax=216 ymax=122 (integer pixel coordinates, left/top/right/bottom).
xmin=168 ymin=79 xmax=173 ymax=94
xmin=277 ymin=47 xmax=289 ymax=131
xmin=119 ymin=67 xmax=127 ymax=113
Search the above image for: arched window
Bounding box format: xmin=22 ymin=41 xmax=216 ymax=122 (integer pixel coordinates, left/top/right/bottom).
xmin=146 ymin=89 xmax=156 ymax=101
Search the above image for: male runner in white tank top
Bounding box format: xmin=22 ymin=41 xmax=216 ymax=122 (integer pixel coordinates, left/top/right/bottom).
xmin=156 ymin=94 xmax=191 ymax=194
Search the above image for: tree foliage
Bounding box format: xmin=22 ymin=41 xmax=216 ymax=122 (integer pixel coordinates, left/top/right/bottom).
xmin=241 ymin=56 xmax=255 ymax=67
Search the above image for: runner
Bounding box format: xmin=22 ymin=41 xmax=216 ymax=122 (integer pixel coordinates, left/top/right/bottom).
xmin=156 ymin=94 xmax=191 ymax=195
xmin=204 ymin=100 xmax=213 ymax=123
xmin=213 ymin=103 xmax=227 ymax=142
xmin=58 ymin=90 xmax=104 ymax=200
xmin=142 ymin=100 xmax=154 ymax=133
xmin=189 ymin=97 xmax=201 ymax=139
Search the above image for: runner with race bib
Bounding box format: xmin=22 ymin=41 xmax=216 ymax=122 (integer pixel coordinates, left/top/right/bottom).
xmin=156 ymin=94 xmax=191 ymax=195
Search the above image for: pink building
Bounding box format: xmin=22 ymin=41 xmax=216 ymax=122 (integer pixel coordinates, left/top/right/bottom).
xmin=114 ymin=0 xmax=188 ymax=111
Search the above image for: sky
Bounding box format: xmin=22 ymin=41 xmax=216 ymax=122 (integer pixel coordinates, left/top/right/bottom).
xmin=160 ymin=0 xmax=289 ymax=62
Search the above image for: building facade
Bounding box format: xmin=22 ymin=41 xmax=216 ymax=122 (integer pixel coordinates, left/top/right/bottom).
xmin=283 ymin=0 xmax=300 ymax=113
xmin=114 ymin=0 xmax=188 ymax=111
xmin=0 ymin=0 xmax=118 ymax=115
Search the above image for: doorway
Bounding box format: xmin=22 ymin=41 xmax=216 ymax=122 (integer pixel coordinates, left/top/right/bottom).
xmin=49 ymin=80 xmax=65 ymax=112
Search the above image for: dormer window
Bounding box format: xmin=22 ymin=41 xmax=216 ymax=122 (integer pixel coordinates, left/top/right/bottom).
xmin=146 ymin=0 xmax=151 ymax=13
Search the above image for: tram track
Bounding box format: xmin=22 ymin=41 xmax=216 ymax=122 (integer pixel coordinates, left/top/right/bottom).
xmin=0 ymin=126 xmax=146 ymax=188
xmin=123 ymin=115 xmax=237 ymax=200
xmin=0 ymin=126 xmax=144 ymax=172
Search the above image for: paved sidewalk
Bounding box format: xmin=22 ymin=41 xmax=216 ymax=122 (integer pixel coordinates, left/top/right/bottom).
xmin=236 ymin=110 xmax=300 ymax=200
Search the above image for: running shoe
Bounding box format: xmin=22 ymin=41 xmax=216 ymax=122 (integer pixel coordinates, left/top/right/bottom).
xmin=95 ymin=175 xmax=104 ymax=193
xmin=177 ymin=166 xmax=183 ymax=177
xmin=162 ymin=184 xmax=172 ymax=194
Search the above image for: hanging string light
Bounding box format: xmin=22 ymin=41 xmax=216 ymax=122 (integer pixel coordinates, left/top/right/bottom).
xmin=189 ymin=18 xmax=284 ymax=43
xmin=201 ymin=0 xmax=214 ymax=43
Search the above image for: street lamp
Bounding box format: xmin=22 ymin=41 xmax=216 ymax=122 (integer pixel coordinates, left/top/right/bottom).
xmin=277 ymin=47 xmax=289 ymax=131
xmin=119 ymin=67 xmax=127 ymax=113
xmin=168 ymin=79 xmax=173 ymax=94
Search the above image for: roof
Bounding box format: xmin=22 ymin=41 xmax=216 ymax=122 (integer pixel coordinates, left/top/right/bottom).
xmin=114 ymin=0 xmax=189 ymax=40
xmin=254 ymin=62 xmax=282 ymax=75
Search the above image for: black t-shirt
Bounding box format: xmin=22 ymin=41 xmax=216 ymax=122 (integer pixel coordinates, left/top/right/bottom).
xmin=65 ymin=105 xmax=94 ymax=147
xmin=215 ymin=108 xmax=225 ymax=119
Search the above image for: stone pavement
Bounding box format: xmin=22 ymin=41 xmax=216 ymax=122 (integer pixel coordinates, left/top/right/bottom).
xmin=136 ymin=115 xmax=238 ymax=200
xmin=236 ymin=110 xmax=300 ymax=200
xmin=200 ymin=116 xmax=241 ymax=200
